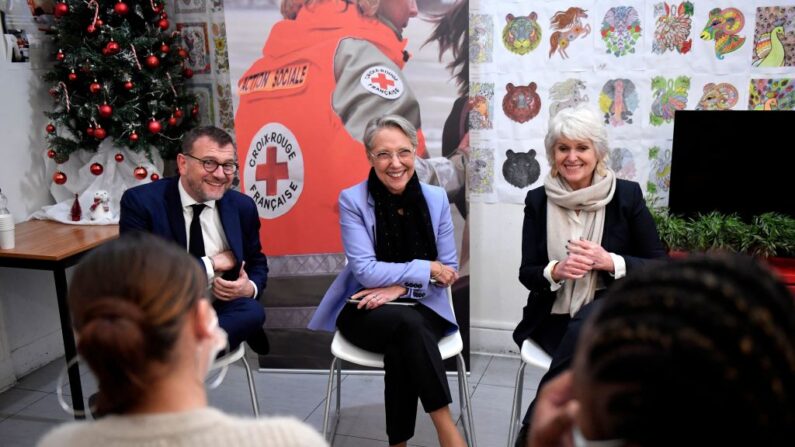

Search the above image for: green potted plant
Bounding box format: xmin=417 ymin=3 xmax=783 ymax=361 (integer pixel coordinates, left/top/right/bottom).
xmin=649 ymin=206 xmax=795 ymax=292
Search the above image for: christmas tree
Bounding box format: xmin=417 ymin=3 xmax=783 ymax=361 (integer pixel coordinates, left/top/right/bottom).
xmin=43 ymin=0 xmax=198 ymax=186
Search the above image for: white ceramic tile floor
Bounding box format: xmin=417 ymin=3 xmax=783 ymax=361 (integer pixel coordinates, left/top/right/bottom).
xmin=0 ymin=353 xmax=546 ymax=446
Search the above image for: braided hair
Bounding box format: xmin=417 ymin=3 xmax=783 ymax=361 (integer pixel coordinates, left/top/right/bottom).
xmin=574 ymin=254 xmax=795 ymax=446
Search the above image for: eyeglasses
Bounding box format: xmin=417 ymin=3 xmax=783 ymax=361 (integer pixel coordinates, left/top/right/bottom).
xmin=183 ymin=153 xmax=238 ymax=174
xmin=368 ymin=148 xmax=415 ymax=163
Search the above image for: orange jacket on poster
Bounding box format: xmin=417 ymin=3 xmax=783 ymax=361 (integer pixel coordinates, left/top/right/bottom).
xmin=235 ymin=0 xmax=426 ymax=256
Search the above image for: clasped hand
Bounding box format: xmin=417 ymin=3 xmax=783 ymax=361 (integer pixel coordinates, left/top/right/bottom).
xmin=552 ymin=239 xmax=614 ymax=281
xmin=351 ymin=285 xmax=408 ymax=310
xmin=431 ymin=261 xmax=459 ymax=287
xmin=212 ymin=260 xmax=254 ymax=300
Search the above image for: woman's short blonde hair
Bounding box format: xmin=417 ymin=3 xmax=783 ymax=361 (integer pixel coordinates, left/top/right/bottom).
xmin=544 ymin=106 xmax=609 ymax=176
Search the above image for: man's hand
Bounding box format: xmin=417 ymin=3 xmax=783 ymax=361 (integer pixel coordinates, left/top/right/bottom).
xmin=351 ymin=285 xmax=408 ymax=310
xmin=528 ymin=371 xmax=578 ymax=447
xmin=212 ymin=261 xmax=254 ymax=300
xmin=210 ymin=250 xmax=237 ymax=273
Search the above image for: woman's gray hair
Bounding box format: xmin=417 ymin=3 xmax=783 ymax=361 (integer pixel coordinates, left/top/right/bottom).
xmin=362 ymin=115 xmax=419 ymax=153
xmin=544 ymin=106 xmax=609 ymax=175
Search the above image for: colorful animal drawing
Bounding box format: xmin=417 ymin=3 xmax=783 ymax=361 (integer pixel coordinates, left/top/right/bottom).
xmin=470 ymin=14 xmax=494 ymax=64
xmin=696 ymin=82 xmax=739 ymax=110
xmin=468 ymin=95 xmax=491 ymax=129
xmin=601 ymin=6 xmax=642 ymax=57
xmin=749 ymin=78 xmax=795 ymax=110
xmin=650 ymin=76 xmax=690 ymax=126
xmin=647 ymin=146 xmax=671 ymax=202
xmin=468 ymin=147 xmax=494 ymax=194
xmin=503 ymin=82 xmax=541 ymax=123
xmin=699 ymin=7 xmax=745 ymax=59
xmin=599 ymin=79 xmax=639 ymax=127
xmin=652 ymin=1 xmax=694 ymax=55
xmin=502 ymin=149 xmax=540 ymax=188
xmin=753 ymin=23 xmax=786 ymax=67
xmin=549 ymin=7 xmax=591 ymax=59
xmin=549 ymin=79 xmax=588 ymax=118
xmin=608 ymin=147 xmax=637 ymax=180
xmin=502 ymin=13 xmax=542 ymax=55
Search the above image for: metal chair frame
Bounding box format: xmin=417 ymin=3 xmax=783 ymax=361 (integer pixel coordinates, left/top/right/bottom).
xmin=507 ymin=338 xmax=552 ymax=447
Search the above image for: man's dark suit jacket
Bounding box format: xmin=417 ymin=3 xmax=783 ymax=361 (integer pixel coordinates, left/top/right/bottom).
xmin=512 ymin=179 xmax=666 ymax=347
xmin=119 ymin=176 xmax=268 ymax=295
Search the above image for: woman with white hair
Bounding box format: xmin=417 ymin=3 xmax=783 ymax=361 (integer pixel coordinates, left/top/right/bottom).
xmin=511 ymin=106 xmax=666 ymax=446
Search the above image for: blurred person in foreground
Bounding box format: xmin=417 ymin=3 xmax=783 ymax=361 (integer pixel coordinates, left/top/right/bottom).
xmin=513 ymin=106 xmax=666 ymax=444
xmin=37 ymin=233 xmax=326 ymax=447
xmin=309 ymin=115 xmax=465 ymax=447
xmin=527 ymin=254 xmax=795 ymax=447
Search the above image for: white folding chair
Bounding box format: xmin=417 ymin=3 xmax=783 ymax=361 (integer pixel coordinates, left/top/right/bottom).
xmin=321 ymin=288 xmax=476 ymax=446
xmin=507 ymin=338 xmax=552 ymax=447
xmin=212 ymin=343 xmax=260 ymax=417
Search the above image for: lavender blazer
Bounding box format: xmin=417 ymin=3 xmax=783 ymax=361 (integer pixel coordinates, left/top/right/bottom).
xmin=307 ymin=180 xmax=459 ymax=334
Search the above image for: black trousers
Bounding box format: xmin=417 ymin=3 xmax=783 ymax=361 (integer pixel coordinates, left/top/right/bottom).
xmin=337 ymin=302 xmax=452 ymax=445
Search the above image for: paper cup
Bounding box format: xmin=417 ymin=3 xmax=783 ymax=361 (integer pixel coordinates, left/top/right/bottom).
xmin=0 ymin=228 xmax=13 ymax=249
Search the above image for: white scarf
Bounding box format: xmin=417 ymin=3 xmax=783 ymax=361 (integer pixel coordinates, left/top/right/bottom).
xmin=544 ymin=169 xmax=616 ymax=315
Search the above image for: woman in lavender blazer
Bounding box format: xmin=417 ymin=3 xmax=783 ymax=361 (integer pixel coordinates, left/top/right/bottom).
xmin=308 ymin=115 xmax=465 ymax=447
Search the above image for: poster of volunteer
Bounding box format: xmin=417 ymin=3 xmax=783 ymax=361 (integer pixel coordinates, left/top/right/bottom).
xmin=225 ymin=0 xmax=470 ymax=368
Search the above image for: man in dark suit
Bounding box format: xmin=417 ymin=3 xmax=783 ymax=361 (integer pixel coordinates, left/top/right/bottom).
xmin=120 ymin=126 xmax=269 ymax=354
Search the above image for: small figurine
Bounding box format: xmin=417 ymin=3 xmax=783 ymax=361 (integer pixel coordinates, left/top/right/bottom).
xmin=89 ymin=190 xmax=111 ymax=221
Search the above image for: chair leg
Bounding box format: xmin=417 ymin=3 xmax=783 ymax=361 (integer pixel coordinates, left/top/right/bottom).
xmin=507 ymin=362 xmax=527 ymax=447
xmin=456 ymin=353 xmax=477 ymax=447
xmin=240 ymin=354 xmax=260 ymax=418
xmin=322 ymin=357 xmax=341 ymax=443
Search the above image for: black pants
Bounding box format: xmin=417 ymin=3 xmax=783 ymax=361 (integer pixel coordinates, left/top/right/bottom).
xmin=337 ymin=302 xmax=452 ymax=445
xmin=515 ymin=299 xmax=604 ymax=447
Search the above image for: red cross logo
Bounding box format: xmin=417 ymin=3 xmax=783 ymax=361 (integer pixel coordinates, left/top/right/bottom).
xmin=255 ymin=146 xmax=289 ymax=196
xmin=371 ymin=73 xmax=395 ymax=90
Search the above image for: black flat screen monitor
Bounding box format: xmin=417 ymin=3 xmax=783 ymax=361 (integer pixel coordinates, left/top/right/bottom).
xmin=669 ymin=110 xmax=795 ymax=219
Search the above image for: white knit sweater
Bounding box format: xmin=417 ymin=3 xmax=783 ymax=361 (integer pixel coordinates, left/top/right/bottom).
xmin=37 ymin=407 xmax=328 ymax=447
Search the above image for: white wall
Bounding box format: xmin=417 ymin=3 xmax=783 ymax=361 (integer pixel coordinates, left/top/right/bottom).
xmin=469 ymin=200 xmax=527 ymax=355
xmin=0 ymin=61 xmax=65 ymax=390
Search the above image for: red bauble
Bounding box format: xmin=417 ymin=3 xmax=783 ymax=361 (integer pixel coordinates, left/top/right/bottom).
xmin=145 ymin=54 xmax=160 ymax=69
xmin=168 ymin=115 xmax=177 ymax=126
xmin=90 ymin=162 xmax=104 ymax=176
xmin=174 ymin=108 xmax=184 ymax=118
xmin=46 ymin=123 xmax=56 ymax=133
xmin=89 ymin=81 xmax=101 ymax=94
xmin=67 ymin=71 xmax=77 ymax=82
xmin=182 ymin=68 xmax=194 ymax=79
xmin=105 ymin=40 xmax=120 ymax=55
xmin=101 ymin=47 xmax=110 ymax=56
xmin=86 ymin=126 xmax=95 ymax=136
xmin=115 ymin=153 xmax=125 ymax=162
xmin=158 ymin=18 xmax=169 ymax=30
xmin=134 ymin=166 xmax=148 ymax=180
xmin=54 ymin=2 xmax=68 ymax=17
xmin=98 ymin=103 xmax=113 ymax=118
xmin=177 ymin=48 xmax=188 ymax=59
xmin=114 ymin=1 xmax=129 ymax=15
xmin=86 ymin=24 xmax=96 ymax=34
xmin=150 ymin=173 xmax=160 ymax=181
xmin=160 ymin=12 xmax=168 ymax=19
xmin=191 ymin=105 xmax=199 ymax=117
xmin=47 ymin=149 xmax=56 ymax=158
xmin=123 ymin=80 xmax=134 ymax=90
xmin=152 ymin=2 xmax=163 ymax=13
xmin=160 ymin=43 xmax=170 ymax=54
xmin=95 ymin=19 xmax=104 ymax=27
xmin=49 ymin=87 xmax=59 ymax=97
xmin=53 ymin=171 xmax=67 ymax=185
xmin=148 ymin=118 xmax=162 ymax=134
xmin=94 ymin=127 xmax=107 ymax=140
xmin=129 ymin=131 xmax=139 ymax=142
xmin=56 ymin=49 xmax=65 ymax=61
